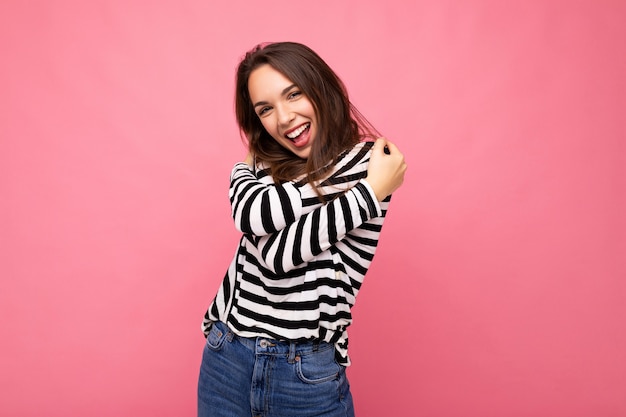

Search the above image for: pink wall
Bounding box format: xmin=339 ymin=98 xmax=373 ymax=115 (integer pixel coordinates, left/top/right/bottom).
xmin=2 ymin=1 xmax=624 ymax=416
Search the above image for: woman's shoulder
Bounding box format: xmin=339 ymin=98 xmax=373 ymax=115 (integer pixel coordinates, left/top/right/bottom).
xmin=347 ymin=140 xmax=375 ymax=156
xmin=334 ymin=140 xmax=375 ymax=170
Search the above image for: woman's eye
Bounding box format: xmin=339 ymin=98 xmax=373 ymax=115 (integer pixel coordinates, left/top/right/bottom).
xmin=258 ymin=106 xmax=271 ymax=116
xmin=288 ymin=91 xmax=301 ymax=100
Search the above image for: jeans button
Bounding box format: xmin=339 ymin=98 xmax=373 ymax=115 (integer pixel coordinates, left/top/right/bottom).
xmin=260 ymin=340 xmax=268 ymax=348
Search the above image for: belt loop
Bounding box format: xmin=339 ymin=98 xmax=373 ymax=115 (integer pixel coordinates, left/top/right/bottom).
xmin=313 ymin=339 xmax=320 ymax=352
xmin=287 ymin=342 xmax=297 ymax=364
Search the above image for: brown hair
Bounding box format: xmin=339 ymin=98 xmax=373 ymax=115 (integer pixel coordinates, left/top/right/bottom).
xmin=235 ymin=42 xmax=379 ymax=190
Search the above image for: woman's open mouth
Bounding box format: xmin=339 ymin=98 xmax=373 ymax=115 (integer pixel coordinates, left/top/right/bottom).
xmin=285 ymin=123 xmax=310 ymax=143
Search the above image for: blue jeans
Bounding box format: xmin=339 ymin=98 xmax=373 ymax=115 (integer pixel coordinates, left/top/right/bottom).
xmin=198 ymin=321 xmax=355 ymax=417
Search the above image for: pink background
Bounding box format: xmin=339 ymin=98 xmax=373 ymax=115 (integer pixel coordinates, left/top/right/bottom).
xmin=2 ymin=1 xmax=625 ymax=416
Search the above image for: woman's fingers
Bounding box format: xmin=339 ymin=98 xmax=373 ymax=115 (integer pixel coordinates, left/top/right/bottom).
xmin=366 ymin=139 xmax=407 ymax=201
xmin=383 ymin=140 xmax=400 ymax=155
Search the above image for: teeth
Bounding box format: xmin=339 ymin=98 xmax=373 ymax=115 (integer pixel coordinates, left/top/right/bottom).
xmin=286 ymin=123 xmax=309 ymax=139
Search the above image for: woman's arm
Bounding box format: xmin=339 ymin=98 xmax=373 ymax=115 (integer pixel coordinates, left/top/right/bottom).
xmin=232 ymin=138 xmax=406 ymax=256
xmin=230 ymin=143 xmax=374 ymax=237
xmin=229 ymin=163 xmax=303 ymax=236
xmin=244 ymin=179 xmax=384 ymax=275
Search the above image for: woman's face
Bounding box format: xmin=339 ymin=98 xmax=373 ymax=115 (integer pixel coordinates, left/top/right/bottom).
xmin=248 ymin=64 xmax=317 ymax=159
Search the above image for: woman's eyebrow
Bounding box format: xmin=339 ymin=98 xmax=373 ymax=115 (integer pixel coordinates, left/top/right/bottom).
xmin=253 ymin=84 xmax=297 ymax=108
xmin=281 ymin=84 xmax=297 ymax=95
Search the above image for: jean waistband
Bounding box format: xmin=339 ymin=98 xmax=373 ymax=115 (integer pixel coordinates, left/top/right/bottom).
xmin=213 ymin=321 xmax=330 ymax=363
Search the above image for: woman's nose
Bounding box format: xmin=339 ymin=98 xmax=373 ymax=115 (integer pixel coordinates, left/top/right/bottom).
xmin=276 ymin=105 xmax=294 ymax=126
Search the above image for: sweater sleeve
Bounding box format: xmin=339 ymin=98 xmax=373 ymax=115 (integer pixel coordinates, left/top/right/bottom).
xmin=245 ymin=179 xmax=383 ymax=275
xmin=229 ymin=163 xmax=303 ymax=236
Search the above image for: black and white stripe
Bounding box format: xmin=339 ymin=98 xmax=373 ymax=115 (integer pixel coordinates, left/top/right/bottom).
xmin=202 ymin=141 xmax=391 ymax=365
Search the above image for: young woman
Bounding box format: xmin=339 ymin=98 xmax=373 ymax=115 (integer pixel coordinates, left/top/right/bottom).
xmin=198 ymin=42 xmax=407 ymax=417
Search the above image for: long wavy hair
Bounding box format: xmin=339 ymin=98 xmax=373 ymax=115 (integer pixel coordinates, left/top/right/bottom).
xmin=235 ymin=42 xmax=379 ymax=189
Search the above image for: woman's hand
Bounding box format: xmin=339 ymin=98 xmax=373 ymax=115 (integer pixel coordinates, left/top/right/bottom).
xmin=365 ymin=138 xmax=407 ymax=201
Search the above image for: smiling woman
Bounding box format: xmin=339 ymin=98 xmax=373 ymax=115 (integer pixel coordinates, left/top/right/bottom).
xmin=249 ymin=65 xmax=317 ymax=159
xmin=197 ymin=42 xmax=407 ymax=417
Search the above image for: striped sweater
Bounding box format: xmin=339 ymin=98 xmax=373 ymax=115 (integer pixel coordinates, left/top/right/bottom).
xmin=202 ymin=141 xmax=390 ymax=365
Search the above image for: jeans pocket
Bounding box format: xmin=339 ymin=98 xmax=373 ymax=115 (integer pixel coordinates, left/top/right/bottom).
xmin=206 ymin=321 xmax=229 ymax=351
xmin=295 ymin=346 xmax=341 ymax=384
